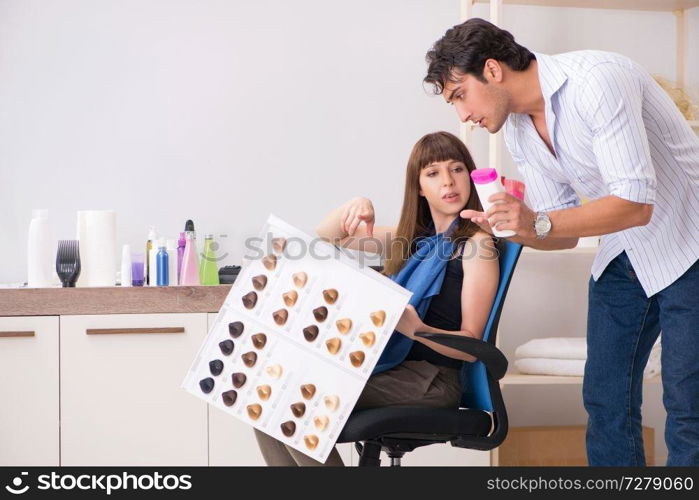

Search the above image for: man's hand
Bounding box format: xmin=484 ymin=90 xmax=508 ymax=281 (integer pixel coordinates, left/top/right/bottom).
xmin=461 ymin=193 xmax=537 ymax=239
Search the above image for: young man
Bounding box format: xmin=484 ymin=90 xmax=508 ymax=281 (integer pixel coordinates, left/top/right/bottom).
xmin=423 ymin=18 xmax=699 ymax=466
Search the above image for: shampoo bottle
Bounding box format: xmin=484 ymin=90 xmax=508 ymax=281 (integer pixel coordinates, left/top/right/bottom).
xmin=200 ymin=234 xmax=220 ymax=285
xmin=156 ymin=239 xmax=169 ymax=286
xmin=27 ymin=209 xmax=53 ymax=287
xmin=166 ymin=239 xmax=178 ymax=287
xmin=470 ymin=168 xmax=516 ymax=238
xmin=180 ymin=229 xmax=200 ymax=285
xmin=177 ymin=232 xmax=186 ymax=285
xmin=120 ymin=244 xmax=132 ymax=287
xmin=146 ymin=226 xmax=156 ymax=285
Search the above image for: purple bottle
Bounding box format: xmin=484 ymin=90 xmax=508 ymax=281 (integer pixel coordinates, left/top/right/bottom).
xmin=131 ymin=252 xmax=145 ymax=286
xmin=177 ymin=231 xmax=186 ymax=286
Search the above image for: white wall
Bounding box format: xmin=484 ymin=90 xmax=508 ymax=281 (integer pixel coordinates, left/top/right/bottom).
xmin=688 ymin=7 xmax=699 ymax=103
xmin=0 ymin=0 xmax=458 ymax=283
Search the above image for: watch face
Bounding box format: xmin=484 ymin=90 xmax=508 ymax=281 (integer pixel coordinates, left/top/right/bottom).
xmin=535 ymin=216 xmax=552 ymax=234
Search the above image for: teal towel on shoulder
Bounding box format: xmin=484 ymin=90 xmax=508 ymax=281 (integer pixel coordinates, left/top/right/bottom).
xmin=372 ymin=219 xmax=458 ymax=375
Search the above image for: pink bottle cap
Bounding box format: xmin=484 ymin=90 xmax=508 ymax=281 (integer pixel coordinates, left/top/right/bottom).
xmin=470 ymin=168 xmax=499 ymax=185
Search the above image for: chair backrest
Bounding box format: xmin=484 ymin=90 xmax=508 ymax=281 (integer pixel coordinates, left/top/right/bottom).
xmin=459 ymin=239 xmax=523 ymax=411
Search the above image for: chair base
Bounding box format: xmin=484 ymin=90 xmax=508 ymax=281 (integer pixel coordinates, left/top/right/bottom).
xmin=356 ymin=438 xmax=444 ymax=467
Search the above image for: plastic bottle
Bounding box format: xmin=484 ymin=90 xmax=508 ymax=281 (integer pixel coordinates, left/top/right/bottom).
xmin=180 ymin=230 xmax=201 ymax=285
xmin=156 ymin=240 xmax=169 ymax=286
xmin=470 ymin=168 xmax=516 ymax=238
xmin=131 ymin=253 xmax=145 ymax=286
xmin=120 ymin=244 xmax=132 ymax=287
xmin=166 ymin=239 xmax=178 ymax=287
xmin=502 ymin=176 xmax=526 ymax=202
xmin=145 ymin=226 xmax=156 ymax=285
xmin=177 ymin=232 xmax=186 ymax=285
xmin=200 ymin=234 xmax=220 ymax=285
xmin=27 ymin=209 xmax=54 ymax=287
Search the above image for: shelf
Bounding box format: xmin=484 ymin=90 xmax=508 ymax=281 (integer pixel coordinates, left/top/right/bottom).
xmin=0 ymin=285 xmax=232 ymax=316
xmin=474 ymin=0 xmax=699 ymax=11
xmin=501 ymin=372 xmax=662 ymax=385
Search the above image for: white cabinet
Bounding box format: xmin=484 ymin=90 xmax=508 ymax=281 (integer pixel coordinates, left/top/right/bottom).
xmin=60 ymin=313 xmax=208 ymax=465
xmin=0 ymin=316 xmax=59 ymax=466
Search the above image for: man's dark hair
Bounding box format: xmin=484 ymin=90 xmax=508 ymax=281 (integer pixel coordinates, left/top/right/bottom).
xmin=424 ymin=18 xmax=535 ymax=94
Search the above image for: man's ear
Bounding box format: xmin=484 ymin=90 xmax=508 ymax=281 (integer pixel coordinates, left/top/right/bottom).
xmin=483 ymin=59 xmax=503 ymax=83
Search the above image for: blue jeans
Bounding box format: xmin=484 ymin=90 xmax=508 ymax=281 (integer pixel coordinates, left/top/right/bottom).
xmin=583 ymin=252 xmax=699 ymax=466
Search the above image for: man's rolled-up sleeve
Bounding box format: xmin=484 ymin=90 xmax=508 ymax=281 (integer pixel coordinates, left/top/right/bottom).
xmin=577 ymin=62 xmax=657 ymax=205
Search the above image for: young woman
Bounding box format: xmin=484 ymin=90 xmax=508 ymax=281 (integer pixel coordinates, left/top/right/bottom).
xmin=254 ymin=131 xmax=499 ymax=466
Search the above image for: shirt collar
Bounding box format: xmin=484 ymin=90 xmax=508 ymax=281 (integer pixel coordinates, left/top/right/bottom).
xmin=533 ymin=52 xmax=568 ymax=102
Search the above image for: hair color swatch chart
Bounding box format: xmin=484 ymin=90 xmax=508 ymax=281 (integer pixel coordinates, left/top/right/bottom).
xmin=182 ymin=215 xmax=412 ymax=462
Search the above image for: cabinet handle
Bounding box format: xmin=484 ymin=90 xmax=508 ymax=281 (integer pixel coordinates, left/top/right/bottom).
xmin=86 ymin=327 xmax=186 ymax=335
xmin=0 ymin=331 xmax=35 ymax=338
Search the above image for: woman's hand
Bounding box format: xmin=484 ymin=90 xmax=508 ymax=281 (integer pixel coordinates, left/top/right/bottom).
xmin=340 ymin=197 xmax=375 ymax=237
xmin=395 ymin=304 xmax=424 ymax=339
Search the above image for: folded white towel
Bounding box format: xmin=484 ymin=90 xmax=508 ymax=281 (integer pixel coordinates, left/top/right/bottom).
xmin=514 ymin=339 xmax=662 ymax=378
xmin=515 ymin=337 xmax=587 ymax=360
xmin=514 ymin=358 xmax=585 ymax=376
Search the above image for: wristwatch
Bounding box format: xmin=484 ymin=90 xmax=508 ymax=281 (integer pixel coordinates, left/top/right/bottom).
xmin=534 ymin=212 xmax=552 ymax=240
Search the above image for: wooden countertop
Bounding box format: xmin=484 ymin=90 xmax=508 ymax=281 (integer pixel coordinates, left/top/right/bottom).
xmin=0 ymin=285 xmax=232 ymax=316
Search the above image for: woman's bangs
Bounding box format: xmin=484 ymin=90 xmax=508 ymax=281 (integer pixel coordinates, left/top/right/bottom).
xmin=416 ymin=134 xmax=467 ymax=169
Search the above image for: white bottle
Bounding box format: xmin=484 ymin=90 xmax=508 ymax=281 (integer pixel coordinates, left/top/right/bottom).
xmin=148 ymin=238 xmax=158 ymax=287
xmin=470 ymin=168 xmax=516 ymax=238
xmin=120 ymin=244 xmax=132 ymax=287
xmin=27 ymin=209 xmax=54 ymax=287
xmin=166 ymin=239 xmax=178 ymax=286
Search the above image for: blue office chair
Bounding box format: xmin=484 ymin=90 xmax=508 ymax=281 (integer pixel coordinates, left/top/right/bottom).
xmin=337 ymin=240 xmax=523 ymax=466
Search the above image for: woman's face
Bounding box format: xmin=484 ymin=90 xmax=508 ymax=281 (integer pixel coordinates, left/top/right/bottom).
xmin=418 ymin=159 xmax=471 ymax=216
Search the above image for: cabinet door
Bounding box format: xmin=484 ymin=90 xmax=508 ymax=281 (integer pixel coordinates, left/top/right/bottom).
xmin=0 ymin=316 xmax=59 ymax=466
xmin=205 ymin=314 xmax=354 ymax=465
xmin=60 ymin=313 xmax=208 ymax=465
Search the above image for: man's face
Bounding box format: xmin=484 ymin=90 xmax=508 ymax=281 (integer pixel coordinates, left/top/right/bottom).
xmin=443 ymin=69 xmax=511 ymax=134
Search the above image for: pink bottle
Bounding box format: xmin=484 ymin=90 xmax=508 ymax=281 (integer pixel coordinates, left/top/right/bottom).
xmin=502 ymin=176 xmax=526 ymax=201
xmin=179 ymin=231 xmax=201 ymax=285
xmin=177 ymin=232 xmax=186 ymax=285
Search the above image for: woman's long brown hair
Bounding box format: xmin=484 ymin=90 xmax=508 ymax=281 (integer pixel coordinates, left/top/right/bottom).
xmin=383 ymin=131 xmax=483 ymax=276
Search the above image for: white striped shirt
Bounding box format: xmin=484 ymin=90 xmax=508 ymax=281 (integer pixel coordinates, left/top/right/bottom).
xmin=504 ymin=50 xmax=699 ymax=297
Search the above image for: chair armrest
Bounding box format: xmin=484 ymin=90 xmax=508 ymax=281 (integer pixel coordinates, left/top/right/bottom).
xmin=414 ymin=332 xmax=508 ymax=380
